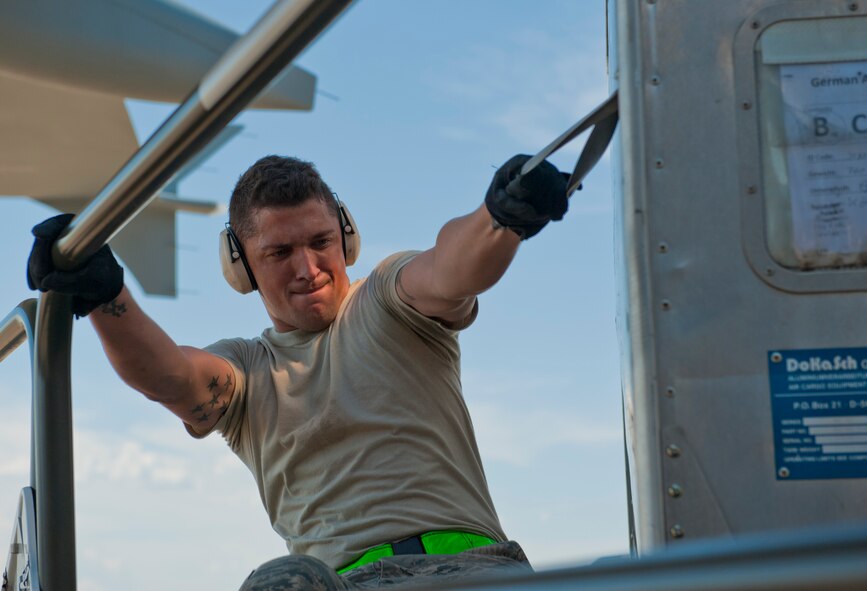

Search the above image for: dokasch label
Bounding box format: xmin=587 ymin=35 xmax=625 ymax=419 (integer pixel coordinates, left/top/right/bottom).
xmin=769 ymin=347 xmax=867 ymax=480
xmin=786 ymin=355 xmax=858 ymax=372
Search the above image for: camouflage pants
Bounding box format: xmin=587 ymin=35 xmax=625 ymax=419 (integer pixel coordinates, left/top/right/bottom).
xmin=240 ymin=541 xmax=532 ymax=590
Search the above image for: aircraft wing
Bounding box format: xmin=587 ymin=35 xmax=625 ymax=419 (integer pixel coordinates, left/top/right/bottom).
xmin=0 ymin=0 xmax=316 ymax=110
xmin=0 ymin=70 xmax=138 ymax=201
xmin=0 ymin=0 xmax=319 ymax=297
xmin=0 ymin=70 xmax=213 ymax=297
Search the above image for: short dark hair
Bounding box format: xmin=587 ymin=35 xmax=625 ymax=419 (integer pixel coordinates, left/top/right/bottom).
xmin=229 ymin=155 xmax=338 ymax=242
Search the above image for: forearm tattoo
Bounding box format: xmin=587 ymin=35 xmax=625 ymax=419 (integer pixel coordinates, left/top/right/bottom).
xmin=100 ymin=299 xmax=127 ymax=317
xmin=190 ymin=374 xmax=232 ymax=424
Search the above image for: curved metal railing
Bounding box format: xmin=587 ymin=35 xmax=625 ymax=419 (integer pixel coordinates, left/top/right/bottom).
xmin=0 ymin=300 xmax=36 ymax=366
xmin=1 ymin=1 xmax=353 ymax=589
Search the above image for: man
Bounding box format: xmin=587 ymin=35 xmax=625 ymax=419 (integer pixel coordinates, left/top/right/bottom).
xmin=28 ymin=153 xmax=568 ymax=589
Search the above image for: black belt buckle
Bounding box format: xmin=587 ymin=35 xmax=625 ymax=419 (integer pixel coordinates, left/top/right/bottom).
xmin=391 ymin=535 xmax=426 ymax=556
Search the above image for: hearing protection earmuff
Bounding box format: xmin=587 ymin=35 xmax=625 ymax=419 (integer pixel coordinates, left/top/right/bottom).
xmin=219 ymin=196 xmax=361 ymax=294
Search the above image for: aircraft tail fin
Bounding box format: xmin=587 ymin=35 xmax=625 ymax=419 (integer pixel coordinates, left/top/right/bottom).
xmin=110 ymin=203 xmax=178 ymax=297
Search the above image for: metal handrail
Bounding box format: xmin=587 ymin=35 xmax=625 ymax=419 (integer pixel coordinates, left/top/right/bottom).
xmin=31 ymin=292 xmax=75 ymax=591
xmin=8 ymin=1 xmax=355 ymax=589
xmin=0 ymin=300 xmax=36 ymax=366
xmin=0 ymin=299 xmax=38 ymax=486
xmin=53 ymin=0 xmax=354 ymax=268
xmin=0 ymin=301 xmax=41 ymax=591
xmin=412 ymin=522 xmax=867 ymax=591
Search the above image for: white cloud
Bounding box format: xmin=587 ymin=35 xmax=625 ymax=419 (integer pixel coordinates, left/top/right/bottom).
xmin=75 ymin=436 xmax=188 ymax=485
xmin=0 ymin=405 xmax=30 ymax=544
xmin=0 ymin=413 xmax=28 ymax=477
xmin=471 ymin=402 xmax=622 ymax=467
xmin=425 ymin=24 xmax=610 ymax=154
xmin=0 ymin=403 xmax=281 ymax=591
xmin=0 ymin=456 xmax=28 ymax=477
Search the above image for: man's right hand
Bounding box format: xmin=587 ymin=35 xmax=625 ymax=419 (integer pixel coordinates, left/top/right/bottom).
xmin=27 ymin=213 xmax=124 ymax=318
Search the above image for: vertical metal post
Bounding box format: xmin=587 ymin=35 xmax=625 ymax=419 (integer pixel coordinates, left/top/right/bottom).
xmin=32 ymin=292 xmax=75 ymax=591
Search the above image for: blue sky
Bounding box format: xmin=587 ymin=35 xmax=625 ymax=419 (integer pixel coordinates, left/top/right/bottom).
xmin=0 ymin=1 xmax=626 ymax=589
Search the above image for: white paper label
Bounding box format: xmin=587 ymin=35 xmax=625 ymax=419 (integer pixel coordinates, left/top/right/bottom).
xmin=780 ymin=62 xmax=867 ymax=264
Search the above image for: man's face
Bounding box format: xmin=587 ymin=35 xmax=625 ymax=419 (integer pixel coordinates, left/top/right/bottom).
xmin=244 ymin=199 xmax=350 ymax=332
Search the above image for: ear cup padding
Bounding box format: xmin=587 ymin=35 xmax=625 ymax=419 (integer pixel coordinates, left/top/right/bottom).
xmin=338 ymin=202 xmax=361 ymax=266
xmin=219 ymin=227 xmax=255 ymax=294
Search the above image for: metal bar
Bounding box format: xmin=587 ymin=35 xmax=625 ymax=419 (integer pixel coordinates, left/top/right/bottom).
xmin=0 ymin=299 xmax=39 ymax=489
xmin=410 ymin=523 xmax=867 ymax=591
xmin=32 ymin=292 xmax=75 ymax=591
xmin=0 ymin=299 xmax=37 ymax=365
xmin=53 ymin=0 xmax=354 ymax=269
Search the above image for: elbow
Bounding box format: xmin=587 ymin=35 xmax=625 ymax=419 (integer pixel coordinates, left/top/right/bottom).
xmin=120 ymin=369 xmax=192 ymax=406
xmin=433 ymin=276 xmax=494 ymax=303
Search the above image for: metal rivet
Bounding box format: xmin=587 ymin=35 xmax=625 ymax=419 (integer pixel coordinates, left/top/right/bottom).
xmin=765 ymin=268 xmax=775 ymax=277
xmin=670 ymin=524 xmax=685 ymax=538
xmin=650 ymin=75 xmax=661 ymax=86
xmin=666 ymin=444 xmax=681 ymax=458
xmin=771 ymin=352 xmax=783 ymax=363
xmin=665 ymin=386 xmax=675 ymax=398
xmin=751 ymin=20 xmax=760 ymax=29
xmin=668 ymin=484 xmax=683 ymax=498
xmin=742 ymin=101 xmax=752 ymax=110
xmin=661 ymin=300 xmax=671 ymax=311
xmin=655 ymin=158 xmax=664 ymax=169
xmin=778 ymin=467 xmax=790 ymax=478
xmin=849 ymin=3 xmax=858 ymax=11
xmin=746 ymin=185 xmax=757 ymax=194
xmin=658 ymin=242 xmax=669 ymax=253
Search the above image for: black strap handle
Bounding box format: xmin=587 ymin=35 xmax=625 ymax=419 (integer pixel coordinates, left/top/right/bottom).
xmin=519 ymin=91 xmax=619 ymax=197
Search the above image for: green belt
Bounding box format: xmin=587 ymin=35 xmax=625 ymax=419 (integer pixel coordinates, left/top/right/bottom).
xmin=337 ymin=530 xmax=497 ymax=574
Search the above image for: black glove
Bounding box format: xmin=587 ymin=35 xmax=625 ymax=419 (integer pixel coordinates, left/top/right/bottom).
xmin=27 ymin=213 xmax=124 ymax=318
xmin=484 ymin=154 xmax=569 ymax=240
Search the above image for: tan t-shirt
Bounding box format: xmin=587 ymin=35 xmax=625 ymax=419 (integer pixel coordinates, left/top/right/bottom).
xmin=193 ymin=251 xmax=506 ymax=569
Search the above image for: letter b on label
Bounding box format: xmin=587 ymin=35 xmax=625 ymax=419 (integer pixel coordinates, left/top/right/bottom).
xmin=814 ymin=117 xmax=829 ymax=137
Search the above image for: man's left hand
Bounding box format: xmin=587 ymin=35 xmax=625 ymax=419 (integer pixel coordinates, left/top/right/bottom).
xmin=484 ymin=154 xmax=569 ymax=240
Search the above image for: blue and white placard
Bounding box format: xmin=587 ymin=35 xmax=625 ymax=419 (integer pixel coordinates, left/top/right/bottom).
xmin=769 ymin=347 xmax=867 ymax=480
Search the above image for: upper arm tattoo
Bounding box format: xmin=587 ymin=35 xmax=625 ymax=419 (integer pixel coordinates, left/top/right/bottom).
xmin=190 ymin=373 xmax=232 ymax=425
